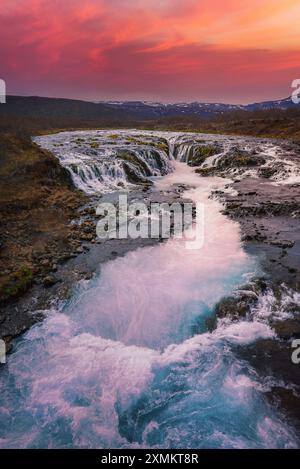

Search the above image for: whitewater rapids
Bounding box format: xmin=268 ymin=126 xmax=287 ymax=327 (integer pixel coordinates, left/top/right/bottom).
xmin=0 ymin=131 xmax=299 ymax=449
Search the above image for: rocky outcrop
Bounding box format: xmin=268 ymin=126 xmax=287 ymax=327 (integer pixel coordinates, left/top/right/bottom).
xmin=0 ymin=132 xmax=87 ymax=308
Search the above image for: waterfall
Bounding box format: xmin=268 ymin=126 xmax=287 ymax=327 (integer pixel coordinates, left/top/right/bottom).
xmin=34 ymin=130 xmax=300 ymax=195
xmin=0 ymin=159 xmax=298 ymax=449
xmin=2 ymin=130 xmax=297 ymax=449
xmin=34 ymin=131 xmax=173 ymax=195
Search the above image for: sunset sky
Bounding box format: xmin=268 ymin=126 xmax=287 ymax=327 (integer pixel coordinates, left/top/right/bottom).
xmin=0 ymin=0 xmax=299 ymax=103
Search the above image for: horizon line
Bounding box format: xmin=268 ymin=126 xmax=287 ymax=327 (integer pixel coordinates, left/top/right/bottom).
xmin=6 ymin=93 xmax=292 ymax=107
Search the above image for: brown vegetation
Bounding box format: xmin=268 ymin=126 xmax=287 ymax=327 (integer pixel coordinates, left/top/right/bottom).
xmin=0 ymin=131 xmax=86 ymax=304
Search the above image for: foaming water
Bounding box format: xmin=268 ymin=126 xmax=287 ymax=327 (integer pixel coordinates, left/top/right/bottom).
xmin=0 ymin=314 xmax=296 ymax=449
xmin=0 ymin=151 xmax=298 ymax=448
xmin=34 ymin=131 xmax=173 ymax=194
xmin=67 ymin=163 xmax=251 ymax=350
xmin=34 ymin=130 xmax=300 ymax=193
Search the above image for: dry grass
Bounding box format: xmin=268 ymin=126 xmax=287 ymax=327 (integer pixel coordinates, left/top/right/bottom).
xmin=0 ymin=131 xmax=86 ymax=303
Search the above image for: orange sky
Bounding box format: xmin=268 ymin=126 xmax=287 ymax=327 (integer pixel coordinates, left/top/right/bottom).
xmin=0 ymin=0 xmax=299 ymax=103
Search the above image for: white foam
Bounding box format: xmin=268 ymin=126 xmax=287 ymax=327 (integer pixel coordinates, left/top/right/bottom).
xmin=1 ymin=131 xmax=298 ymax=449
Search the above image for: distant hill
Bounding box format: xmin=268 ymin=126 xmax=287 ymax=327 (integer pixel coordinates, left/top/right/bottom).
xmin=98 ymin=97 xmax=297 ymax=119
xmin=0 ymin=95 xmax=299 ymax=140
xmin=0 ymin=95 xmax=297 ymax=125
xmin=0 ymin=96 xmax=132 ymax=121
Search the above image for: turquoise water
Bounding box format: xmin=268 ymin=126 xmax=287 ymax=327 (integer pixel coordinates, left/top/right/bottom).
xmin=0 ymin=164 xmax=298 ymax=449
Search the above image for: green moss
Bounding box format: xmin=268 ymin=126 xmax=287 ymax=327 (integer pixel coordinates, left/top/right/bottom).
xmin=195 ymin=167 xmax=214 ymax=176
xmin=153 ymin=142 xmax=169 ymax=153
xmin=218 ymin=154 xmax=266 ymax=169
xmin=125 ymin=137 xmax=169 ymax=155
xmin=73 ymin=138 xmax=85 ymax=144
xmin=118 ymin=150 xmax=150 ymax=175
xmin=189 ymin=145 xmax=219 ymax=166
xmin=1 ymin=266 xmax=33 ymax=302
xmin=232 ymin=155 xmax=258 ymax=166
xmin=126 ymin=136 xmax=152 ymax=146
xmin=90 ymin=142 xmax=99 ymax=149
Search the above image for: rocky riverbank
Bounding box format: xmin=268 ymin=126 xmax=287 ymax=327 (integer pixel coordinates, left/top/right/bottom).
xmin=0 ymin=132 xmax=88 ymax=348
xmin=1 ymin=129 xmax=299 ymax=437
xmin=205 ymin=138 xmax=300 ymax=433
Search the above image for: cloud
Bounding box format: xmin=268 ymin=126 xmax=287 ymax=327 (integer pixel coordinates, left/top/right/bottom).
xmin=0 ymin=0 xmax=299 ymax=102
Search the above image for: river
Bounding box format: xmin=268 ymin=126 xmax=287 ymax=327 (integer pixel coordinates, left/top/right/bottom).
xmin=0 ymin=131 xmax=298 ymax=448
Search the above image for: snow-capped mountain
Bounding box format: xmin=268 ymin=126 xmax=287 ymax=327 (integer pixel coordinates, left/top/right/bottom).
xmin=98 ymin=97 xmax=296 ymax=119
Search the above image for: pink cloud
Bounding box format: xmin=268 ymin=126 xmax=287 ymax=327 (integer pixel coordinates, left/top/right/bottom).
xmin=0 ymin=0 xmax=299 ymax=102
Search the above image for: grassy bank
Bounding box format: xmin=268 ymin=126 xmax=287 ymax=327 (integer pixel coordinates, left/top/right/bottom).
xmin=0 ymin=130 xmax=86 ymax=304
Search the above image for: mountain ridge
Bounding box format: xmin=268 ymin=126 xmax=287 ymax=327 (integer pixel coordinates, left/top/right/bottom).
xmin=97 ymin=97 xmax=296 ymax=118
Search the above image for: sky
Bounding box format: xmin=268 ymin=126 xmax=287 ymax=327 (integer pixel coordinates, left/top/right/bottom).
xmin=0 ymin=0 xmax=299 ymax=103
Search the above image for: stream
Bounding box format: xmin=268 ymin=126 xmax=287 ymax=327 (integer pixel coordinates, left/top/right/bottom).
xmin=0 ymin=131 xmax=298 ymax=448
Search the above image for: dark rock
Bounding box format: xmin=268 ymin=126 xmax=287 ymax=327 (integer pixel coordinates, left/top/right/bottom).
xmin=214 ymin=296 xmax=250 ymax=319
xmin=273 ymin=319 xmax=300 ymax=340
xmin=42 ymin=275 xmax=60 ymax=287
xmin=270 ymin=240 xmax=295 ymax=248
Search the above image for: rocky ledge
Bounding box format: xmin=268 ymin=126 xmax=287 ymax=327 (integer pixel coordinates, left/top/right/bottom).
xmin=206 ymin=140 xmax=300 ymax=433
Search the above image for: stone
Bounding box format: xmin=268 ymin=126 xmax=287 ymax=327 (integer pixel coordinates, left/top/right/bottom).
xmin=42 ymin=275 xmax=59 ymax=287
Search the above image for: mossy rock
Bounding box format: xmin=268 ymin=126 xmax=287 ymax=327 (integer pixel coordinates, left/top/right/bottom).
xmin=117 ymin=150 xmax=151 ymax=176
xmin=125 ymin=137 xmax=169 ymax=155
xmin=153 ymin=142 xmax=169 ymax=154
xmin=195 ymin=167 xmax=215 ymax=176
xmin=0 ymin=266 xmax=33 ymax=303
xmin=189 ymin=145 xmax=219 ymax=166
xmin=122 ymin=162 xmax=150 ymax=184
xmin=126 ymin=137 xmax=152 ymax=147
xmin=218 ymin=153 xmax=266 ymax=169
xmin=73 ymin=138 xmax=85 ymax=145
xmin=145 ymin=148 xmax=167 ymax=171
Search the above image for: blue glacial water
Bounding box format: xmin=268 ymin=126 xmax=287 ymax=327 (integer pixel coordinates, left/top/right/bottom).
xmin=0 ymin=161 xmax=298 ymax=449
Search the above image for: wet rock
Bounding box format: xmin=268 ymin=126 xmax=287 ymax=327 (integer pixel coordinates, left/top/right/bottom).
xmin=0 ymin=312 xmax=6 ymax=325
xmin=3 ymin=336 xmax=13 ymax=354
xmin=42 ymin=274 xmax=60 ymax=287
xmin=40 ymin=259 xmax=51 ymax=267
xmin=80 ymin=233 xmax=94 ymax=241
xmin=258 ymin=167 xmax=278 ymax=178
xmin=188 ymin=145 xmax=221 ymax=166
xmin=58 ymin=252 xmax=76 ymax=262
xmin=265 ymin=387 xmax=300 ymax=432
xmin=273 ymin=319 xmax=300 ymax=340
xmin=288 ymin=267 xmax=297 ymax=275
xmin=217 ymin=150 xmax=266 ymax=169
xmin=236 ymin=289 xmax=258 ymax=301
xmin=238 ymin=337 xmax=300 ymax=431
xmin=270 ymin=240 xmax=295 ymax=249
xmin=214 ymin=296 xmax=250 ymax=319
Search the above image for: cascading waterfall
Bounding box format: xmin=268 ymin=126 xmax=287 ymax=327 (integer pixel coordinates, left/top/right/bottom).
xmin=34 ymin=130 xmax=300 ymax=191
xmin=34 ymin=131 xmax=173 ymax=195
xmin=0 ymin=131 xmax=299 ymax=449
